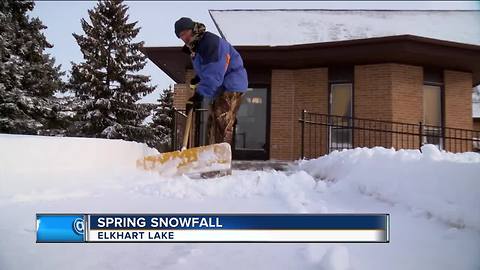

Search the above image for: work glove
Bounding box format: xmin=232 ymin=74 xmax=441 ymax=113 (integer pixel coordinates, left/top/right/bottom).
xmin=186 ymin=91 xmax=203 ymax=112
xmin=181 ymin=44 xmax=191 ymax=55
xmin=189 ymin=76 xmax=200 ymax=91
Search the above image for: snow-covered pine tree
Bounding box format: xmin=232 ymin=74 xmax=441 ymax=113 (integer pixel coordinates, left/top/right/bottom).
xmin=69 ymin=0 xmax=156 ymax=143
xmin=0 ymin=0 xmax=65 ymax=135
xmin=150 ymin=85 xmax=174 ymax=150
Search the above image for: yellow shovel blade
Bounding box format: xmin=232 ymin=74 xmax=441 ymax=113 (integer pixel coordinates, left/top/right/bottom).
xmin=136 ymin=143 xmax=231 ymax=175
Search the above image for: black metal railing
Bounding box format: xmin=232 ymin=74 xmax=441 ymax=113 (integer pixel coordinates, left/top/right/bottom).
xmin=299 ymin=110 xmax=480 ymax=159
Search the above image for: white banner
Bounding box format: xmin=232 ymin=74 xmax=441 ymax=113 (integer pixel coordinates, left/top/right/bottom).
xmin=87 ymin=229 xmax=386 ymax=242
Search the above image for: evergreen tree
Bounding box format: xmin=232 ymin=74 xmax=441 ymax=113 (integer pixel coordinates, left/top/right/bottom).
xmin=150 ymin=85 xmax=174 ymax=150
xmin=69 ymin=0 xmax=155 ymax=142
xmin=0 ymin=0 xmax=65 ymax=135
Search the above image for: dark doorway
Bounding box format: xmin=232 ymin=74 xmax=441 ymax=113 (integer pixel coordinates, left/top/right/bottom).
xmin=233 ymin=86 xmax=270 ymax=160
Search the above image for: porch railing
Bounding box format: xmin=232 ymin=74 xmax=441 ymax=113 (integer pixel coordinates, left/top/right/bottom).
xmin=299 ymin=110 xmax=480 ymax=159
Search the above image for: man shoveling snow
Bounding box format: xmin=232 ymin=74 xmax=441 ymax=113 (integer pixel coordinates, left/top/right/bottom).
xmin=136 ymin=18 xmax=248 ymax=176
xmin=175 ymin=17 xmax=248 ymax=149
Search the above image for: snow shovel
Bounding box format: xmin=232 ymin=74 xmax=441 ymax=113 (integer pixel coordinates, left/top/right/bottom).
xmin=136 ymin=107 xmax=232 ymax=175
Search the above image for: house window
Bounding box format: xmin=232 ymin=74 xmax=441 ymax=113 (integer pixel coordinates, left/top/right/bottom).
xmin=331 ymin=83 xmax=353 ymax=118
xmin=329 ymin=66 xmax=353 ymax=151
xmin=423 ymin=68 xmax=444 ymax=149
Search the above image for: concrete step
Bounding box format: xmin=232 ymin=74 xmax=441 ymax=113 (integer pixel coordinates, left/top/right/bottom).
xmin=232 ymin=160 xmax=292 ymax=171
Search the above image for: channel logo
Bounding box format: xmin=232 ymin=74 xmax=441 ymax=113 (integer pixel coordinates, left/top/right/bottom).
xmin=36 ymin=214 xmax=85 ymax=243
xmin=73 ymin=218 xmax=84 ymax=235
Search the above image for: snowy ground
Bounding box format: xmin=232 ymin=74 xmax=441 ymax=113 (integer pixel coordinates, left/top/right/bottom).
xmin=1 ymin=134 xmax=479 ymax=270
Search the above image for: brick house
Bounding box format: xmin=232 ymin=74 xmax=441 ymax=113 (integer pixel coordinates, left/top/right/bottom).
xmin=143 ymin=10 xmax=480 ymax=160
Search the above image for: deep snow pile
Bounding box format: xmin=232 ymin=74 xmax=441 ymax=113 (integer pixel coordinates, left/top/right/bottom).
xmin=299 ymin=145 xmax=480 ymax=231
xmin=0 ymin=134 xmax=479 ymax=270
xmin=0 ymin=134 xmax=158 ymax=197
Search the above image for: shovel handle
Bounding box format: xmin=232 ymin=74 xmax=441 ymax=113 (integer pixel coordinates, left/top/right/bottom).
xmin=182 ymin=108 xmax=194 ymax=150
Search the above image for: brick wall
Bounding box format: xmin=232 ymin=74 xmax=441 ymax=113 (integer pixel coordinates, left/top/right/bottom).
xmin=270 ymin=70 xmax=296 ymax=160
xmin=293 ymin=68 xmax=328 ymax=158
xmin=171 ymin=69 xmax=197 ymax=147
xmin=354 ymin=64 xmax=394 ymax=148
xmin=172 ymin=69 xmax=196 ymax=110
xmin=354 ymin=64 xmax=394 ymax=121
xmin=353 ymin=63 xmax=424 ymax=149
xmin=444 ymin=70 xmax=473 ymax=152
xmin=269 ymin=68 xmax=328 ymax=160
xmin=390 ymin=64 xmax=423 ymax=150
xmin=391 ymin=64 xmax=423 ymax=124
xmin=173 ymin=84 xmax=188 ymax=109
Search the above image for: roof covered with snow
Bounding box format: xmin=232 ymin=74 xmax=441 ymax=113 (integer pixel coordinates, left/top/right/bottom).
xmin=209 ymin=9 xmax=480 ymax=46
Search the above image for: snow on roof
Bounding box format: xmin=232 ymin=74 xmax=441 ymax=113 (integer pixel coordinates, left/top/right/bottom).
xmin=209 ymin=10 xmax=480 ymax=46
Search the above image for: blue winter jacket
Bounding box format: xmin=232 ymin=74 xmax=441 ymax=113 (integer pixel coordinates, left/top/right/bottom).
xmin=191 ymin=32 xmax=248 ymax=98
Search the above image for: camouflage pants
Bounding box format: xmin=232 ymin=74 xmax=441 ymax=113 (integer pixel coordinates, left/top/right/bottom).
xmin=207 ymin=92 xmax=243 ymax=146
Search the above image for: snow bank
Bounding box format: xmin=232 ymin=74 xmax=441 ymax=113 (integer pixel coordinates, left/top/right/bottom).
xmin=299 ymin=145 xmax=480 ymax=230
xmin=0 ymin=134 xmax=158 ymax=196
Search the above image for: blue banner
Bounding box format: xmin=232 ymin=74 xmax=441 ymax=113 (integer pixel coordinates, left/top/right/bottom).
xmin=36 ymin=214 xmax=85 ymax=243
xmin=88 ymin=214 xmax=388 ymax=230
